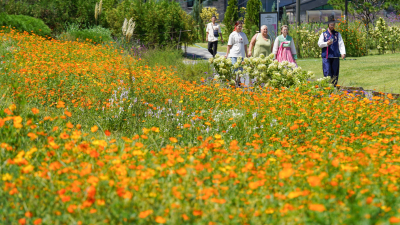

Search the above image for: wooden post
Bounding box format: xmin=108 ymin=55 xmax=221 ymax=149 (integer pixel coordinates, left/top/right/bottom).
xmin=296 ymin=0 xmax=300 ymax=26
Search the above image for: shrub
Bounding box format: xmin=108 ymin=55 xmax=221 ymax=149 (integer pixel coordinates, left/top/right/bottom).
xmin=0 ymin=13 xmax=51 ymax=37
xmin=336 ymin=20 xmax=368 ymax=57
xmin=368 ymin=17 xmax=400 ymax=54
xmin=244 ymin=0 xmax=262 ymax=38
xmin=1 ymin=0 xmax=99 ymax=33
xmin=200 ymin=7 xmax=219 ymax=23
xmin=192 ymin=0 xmax=205 ymax=42
xmin=105 ymin=0 xmax=195 ymax=46
xmin=223 ymin=0 xmax=239 ymax=41
xmin=209 ymin=54 xmax=317 ymax=89
xmin=289 ymin=21 xmax=368 ymax=58
xmin=289 ymin=23 xmax=324 ymax=58
xmin=58 ymin=24 xmax=112 ymax=44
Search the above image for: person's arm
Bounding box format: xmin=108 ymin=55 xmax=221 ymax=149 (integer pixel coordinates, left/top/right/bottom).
xmin=244 ymin=45 xmax=248 ymax=58
xmin=270 ymin=39 xmax=274 ymax=54
xmin=290 ymin=38 xmax=297 ymax=60
xmin=272 ymin=37 xmax=279 ymax=58
xmin=248 ymin=34 xmax=257 ymax=57
xmin=225 ymin=45 xmax=232 ymax=58
xmin=318 ymin=33 xmax=331 ymax=48
xmin=218 ymin=25 xmax=223 ymax=43
xmin=338 ymin=33 xmax=346 ymax=59
xmin=206 ymin=24 xmax=209 ymax=42
xmin=225 ymin=33 xmax=233 ymax=58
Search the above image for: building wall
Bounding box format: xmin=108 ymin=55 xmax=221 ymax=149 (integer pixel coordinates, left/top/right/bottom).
xmin=177 ymin=0 xmax=227 ymax=21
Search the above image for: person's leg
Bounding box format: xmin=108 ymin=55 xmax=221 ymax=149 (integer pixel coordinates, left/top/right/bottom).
xmin=208 ymin=42 xmax=213 ymax=56
xmin=213 ymin=41 xmax=218 ymax=57
xmin=230 ymin=57 xmax=240 ymax=86
xmin=331 ymin=58 xmax=340 ymax=87
xmin=322 ymin=58 xmax=331 ymax=78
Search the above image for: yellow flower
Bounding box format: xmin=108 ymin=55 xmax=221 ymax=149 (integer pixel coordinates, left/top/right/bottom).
xmin=2 ymin=173 xmax=12 ymax=181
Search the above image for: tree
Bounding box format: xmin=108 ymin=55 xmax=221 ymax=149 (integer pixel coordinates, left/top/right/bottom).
xmin=328 ymin=0 xmax=400 ymax=30
xmin=244 ymin=0 xmax=262 ymax=38
xmin=191 ymin=0 xmax=205 ymax=41
xmin=281 ymin=6 xmax=288 ymax=25
xmin=271 ymin=1 xmax=276 ymax=12
xmin=223 ymin=0 xmax=239 ymax=40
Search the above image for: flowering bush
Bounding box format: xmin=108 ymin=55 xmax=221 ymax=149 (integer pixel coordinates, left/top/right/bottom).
xmin=200 ymin=7 xmax=219 ymax=23
xmin=289 ymin=20 xmax=368 ymax=57
xmin=209 ymin=54 xmax=316 ymax=89
xmin=369 ymin=17 xmax=400 ymax=54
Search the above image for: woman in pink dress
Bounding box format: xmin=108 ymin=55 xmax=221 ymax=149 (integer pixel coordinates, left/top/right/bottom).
xmin=272 ymin=25 xmax=297 ymax=66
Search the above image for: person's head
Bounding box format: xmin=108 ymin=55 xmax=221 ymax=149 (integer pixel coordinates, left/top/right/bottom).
xmin=328 ymin=23 xmax=335 ymax=31
xmin=260 ymin=25 xmax=268 ymax=35
xmin=234 ymin=21 xmax=243 ymax=32
xmin=281 ymin=25 xmax=288 ymax=36
xmin=211 ymin=16 xmax=216 ymax=23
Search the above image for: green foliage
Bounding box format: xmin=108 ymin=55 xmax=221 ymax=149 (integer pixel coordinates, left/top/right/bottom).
xmin=289 ymin=21 xmax=368 ymax=58
xmin=0 ymin=0 xmax=99 ymax=33
xmin=281 ymin=7 xmax=288 ymax=25
xmin=223 ymin=0 xmax=239 ymax=40
xmin=192 ymin=0 xmax=205 ymax=42
xmin=244 ymin=0 xmax=262 ymax=38
xmin=209 ymin=53 xmax=319 ymax=89
xmin=328 ymin=0 xmax=400 ymax=30
xmin=0 ymin=13 xmax=51 ymax=37
xmin=368 ymin=17 xmax=400 ymax=54
xmin=271 ymin=1 xmax=276 ymax=12
xmin=336 ymin=20 xmax=367 ymax=57
xmin=105 ymin=0 xmax=195 ymax=46
xmin=58 ymin=24 xmax=113 ymax=44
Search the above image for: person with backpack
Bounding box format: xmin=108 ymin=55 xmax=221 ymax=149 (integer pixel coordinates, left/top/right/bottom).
xmin=206 ymin=15 xmax=223 ymax=58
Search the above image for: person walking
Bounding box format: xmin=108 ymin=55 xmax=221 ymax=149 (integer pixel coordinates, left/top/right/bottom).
xmin=206 ymin=15 xmax=223 ymax=58
xmin=248 ymin=25 xmax=273 ymax=57
xmin=273 ymin=25 xmax=297 ymax=66
xmin=225 ymin=21 xmax=249 ymax=86
xmin=318 ymin=15 xmax=346 ymax=87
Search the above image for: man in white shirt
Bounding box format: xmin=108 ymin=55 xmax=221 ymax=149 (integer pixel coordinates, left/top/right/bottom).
xmin=206 ymin=16 xmax=223 ymax=58
xmin=318 ymin=15 xmax=346 ymax=87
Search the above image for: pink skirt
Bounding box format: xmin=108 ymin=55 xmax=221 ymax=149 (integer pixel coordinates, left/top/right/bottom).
xmin=276 ymin=42 xmax=297 ymax=67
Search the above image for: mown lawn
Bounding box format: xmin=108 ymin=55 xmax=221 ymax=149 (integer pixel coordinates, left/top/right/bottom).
xmin=298 ymin=52 xmax=400 ymax=93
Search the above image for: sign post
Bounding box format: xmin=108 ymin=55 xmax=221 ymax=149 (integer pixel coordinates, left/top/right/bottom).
xmin=259 ymin=12 xmax=278 ymax=41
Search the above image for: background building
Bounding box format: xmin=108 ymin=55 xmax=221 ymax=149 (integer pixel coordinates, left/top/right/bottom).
xmin=177 ymin=0 xmax=333 ymax=22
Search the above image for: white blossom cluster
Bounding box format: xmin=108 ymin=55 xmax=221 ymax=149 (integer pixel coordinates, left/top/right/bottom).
xmin=210 ymin=53 xmax=315 ymax=89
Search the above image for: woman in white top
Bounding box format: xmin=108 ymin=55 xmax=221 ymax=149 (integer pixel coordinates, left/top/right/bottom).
xmin=225 ymin=21 xmax=249 ymax=62
xmin=225 ymin=21 xmax=249 ymax=86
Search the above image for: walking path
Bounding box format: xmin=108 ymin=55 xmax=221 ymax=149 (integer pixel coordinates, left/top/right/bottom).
xmin=183 ymin=46 xmax=225 ymax=60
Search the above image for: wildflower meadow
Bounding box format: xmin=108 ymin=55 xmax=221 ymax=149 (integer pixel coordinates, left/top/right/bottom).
xmin=1 ymin=29 xmax=400 ymax=225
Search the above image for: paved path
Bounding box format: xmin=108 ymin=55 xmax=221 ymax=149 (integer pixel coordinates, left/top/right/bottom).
xmin=183 ymin=46 xmax=225 ymax=60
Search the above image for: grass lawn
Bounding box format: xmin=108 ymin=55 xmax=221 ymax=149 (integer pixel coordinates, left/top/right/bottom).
xmin=297 ymin=52 xmax=400 ymax=93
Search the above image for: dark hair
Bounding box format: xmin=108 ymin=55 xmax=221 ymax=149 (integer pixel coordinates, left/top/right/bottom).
xmin=211 ymin=15 xmax=216 ymax=19
xmin=234 ymin=21 xmax=243 ymax=26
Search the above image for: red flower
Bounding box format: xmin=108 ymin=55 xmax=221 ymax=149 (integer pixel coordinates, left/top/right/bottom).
xmin=104 ymin=130 xmax=111 ymax=136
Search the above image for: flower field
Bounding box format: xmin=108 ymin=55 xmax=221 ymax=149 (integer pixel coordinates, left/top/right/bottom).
xmin=2 ymin=30 xmax=400 ymax=224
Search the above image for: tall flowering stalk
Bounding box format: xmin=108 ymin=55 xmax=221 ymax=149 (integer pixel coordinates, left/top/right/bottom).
xmin=122 ymin=18 xmax=136 ymax=42
xmin=95 ymin=0 xmax=103 ymax=23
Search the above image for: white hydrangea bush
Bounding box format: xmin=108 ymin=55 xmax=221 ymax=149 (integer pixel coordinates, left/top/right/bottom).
xmin=210 ymin=53 xmax=316 ymax=89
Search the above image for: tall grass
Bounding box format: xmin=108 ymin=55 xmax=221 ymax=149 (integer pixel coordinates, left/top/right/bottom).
xmin=58 ymin=23 xmax=112 ymax=44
